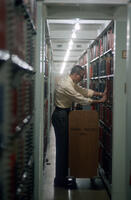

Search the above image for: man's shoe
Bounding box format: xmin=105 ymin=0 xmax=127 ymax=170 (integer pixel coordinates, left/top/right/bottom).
xmin=65 ymin=176 xmax=77 ymax=190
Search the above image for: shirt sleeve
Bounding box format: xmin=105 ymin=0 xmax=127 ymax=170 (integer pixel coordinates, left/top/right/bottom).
xmin=63 ymin=84 xmax=93 ymax=105
xmin=74 ymin=84 xmax=94 ymax=98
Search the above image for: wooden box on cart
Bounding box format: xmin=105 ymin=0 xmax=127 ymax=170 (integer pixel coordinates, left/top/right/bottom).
xmin=68 ymin=110 xmax=99 ymax=178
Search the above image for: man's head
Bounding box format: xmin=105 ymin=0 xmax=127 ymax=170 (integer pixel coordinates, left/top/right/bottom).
xmin=70 ymin=65 xmax=85 ymax=83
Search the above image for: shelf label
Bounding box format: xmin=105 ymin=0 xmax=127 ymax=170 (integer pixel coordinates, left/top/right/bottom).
xmin=122 ymin=50 xmax=127 ymax=59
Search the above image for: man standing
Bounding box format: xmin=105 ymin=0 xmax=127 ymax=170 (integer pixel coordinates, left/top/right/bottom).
xmin=52 ymin=65 xmax=106 ymax=188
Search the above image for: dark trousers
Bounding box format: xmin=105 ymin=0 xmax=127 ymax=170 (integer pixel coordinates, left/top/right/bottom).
xmin=52 ymin=107 xmax=70 ymax=184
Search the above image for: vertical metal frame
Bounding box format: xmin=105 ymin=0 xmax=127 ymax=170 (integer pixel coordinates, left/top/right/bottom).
xmin=34 ymin=2 xmax=45 ymax=200
xmin=47 ymin=46 xmax=51 ymax=135
xmin=112 ymin=16 xmax=127 ymax=200
xmin=87 ymin=48 xmax=90 ymax=89
xmin=125 ymin=1 xmax=131 ymax=199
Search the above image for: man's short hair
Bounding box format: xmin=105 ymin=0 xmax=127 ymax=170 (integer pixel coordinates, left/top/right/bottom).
xmin=70 ymin=65 xmax=84 ymax=75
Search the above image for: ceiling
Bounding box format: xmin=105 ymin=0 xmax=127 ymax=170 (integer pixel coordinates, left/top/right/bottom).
xmin=44 ymin=0 xmax=128 ymax=75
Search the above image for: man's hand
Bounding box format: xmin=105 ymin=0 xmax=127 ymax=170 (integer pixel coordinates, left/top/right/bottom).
xmin=99 ymin=94 xmax=107 ymax=103
xmin=103 ymin=87 xmax=107 ymax=96
xmin=91 ymin=94 xmax=107 ymax=104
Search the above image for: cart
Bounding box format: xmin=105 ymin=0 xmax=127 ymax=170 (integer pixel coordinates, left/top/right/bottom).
xmin=68 ymin=110 xmax=99 ymax=181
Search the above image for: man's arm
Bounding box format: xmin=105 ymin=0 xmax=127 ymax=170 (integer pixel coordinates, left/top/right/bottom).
xmin=91 ymin=94 xmax=107 ymax=104
xmin=93 ymin=87 xmax=107 ymax=97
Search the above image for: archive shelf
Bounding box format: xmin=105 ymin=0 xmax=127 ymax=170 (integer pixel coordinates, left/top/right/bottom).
xmin=76 ymin=21 xmax=114 ymax=195
xmin=0 ymin=1 xmax=36 ymax=200
xmin=89 ymin=21 xmax=114 ymax=194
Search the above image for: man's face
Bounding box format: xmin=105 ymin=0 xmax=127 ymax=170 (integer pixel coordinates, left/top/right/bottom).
xmin=75 ymin=71 xmax=85 ymax=83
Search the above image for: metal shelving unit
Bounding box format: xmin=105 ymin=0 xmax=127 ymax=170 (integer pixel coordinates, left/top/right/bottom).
xmin=0 ymin=1 xmax=36 ymax=200
xmin=89 ymin=21 xmax=114 ymax=196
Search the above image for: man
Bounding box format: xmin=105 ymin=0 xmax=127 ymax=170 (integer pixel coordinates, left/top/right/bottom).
xmin=52 ymin=65 xmax=106 ymax=188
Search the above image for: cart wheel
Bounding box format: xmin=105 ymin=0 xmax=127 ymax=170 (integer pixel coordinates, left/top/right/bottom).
xmin=65 ymin=176 xmax=77 ymax=189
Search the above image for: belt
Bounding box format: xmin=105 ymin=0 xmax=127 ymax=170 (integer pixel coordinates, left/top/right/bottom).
xmin=55 ymin=106 xmax=70 ymax=112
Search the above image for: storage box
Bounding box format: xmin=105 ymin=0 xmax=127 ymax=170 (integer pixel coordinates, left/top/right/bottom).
xmin=69 ymin=110 xmax=99 ymax=178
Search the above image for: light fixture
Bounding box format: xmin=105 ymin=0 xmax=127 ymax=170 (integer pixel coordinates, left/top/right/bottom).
xmin=72 ymin=31 xmax=76 ymax=39
xmin=60 ymin=19 xmax=80 ymax=74
xmin=68 ymin=39 xmax=73 ymax=50
xmin=75 ymin=22 xmax=80 ymax=31
xmin=64 ymin=50 xmax=70 ymax=61
xmin=60 ymin=62 xmax=66 ymax=74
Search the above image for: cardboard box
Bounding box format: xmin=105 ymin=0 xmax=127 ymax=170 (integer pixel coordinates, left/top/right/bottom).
xmin=69 ymin=110 xmax=99 ymax=178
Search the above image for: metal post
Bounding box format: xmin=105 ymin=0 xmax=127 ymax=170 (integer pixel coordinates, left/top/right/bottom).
xmin=87 ymin=48 xmax=90 ymax=89
xmin=112 ymin=14 xmax=127 ymax=200
xmin=47 ymin=46 xmax=51 ymax=135
xmin=125 ymin=1 xmax=131 ymax=199
xmin=34 ymin=2 xmax=45 ymax=200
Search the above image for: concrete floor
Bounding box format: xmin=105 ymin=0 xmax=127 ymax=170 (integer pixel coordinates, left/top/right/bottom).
xmin=43 ymin=126 xmax=110 ymax=200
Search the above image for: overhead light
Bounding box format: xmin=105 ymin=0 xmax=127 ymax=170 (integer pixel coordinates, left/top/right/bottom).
xmin=72 ymin=31 xmax=76 ymax=39
xmin=64 ymin=49 xmax=70 ymax=61
xmin=68 ymin=39 xmax=73 ymax=50
xmin=75 ymin=22 xmax=80 ymax=31
xmin=60 ymin=62 xmax=66 ymax=74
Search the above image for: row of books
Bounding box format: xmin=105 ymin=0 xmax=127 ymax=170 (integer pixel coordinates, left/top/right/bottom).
xmin=90 ymin=43 xmax=99 ymax=60
xmin=1 ymin=120 xmax=34 ymax=200
xmin=89 ymin=79 xmax=106 ymax=93
xmin=89 ymin=22 xmax=114 ymax=187
xmin=99 ymin=104 xmax=113 ymax=127
xmin=90 ymin=79 xmax=113 ymax=108
xmin=19 ymin=0 xmax=36 ymax=26
xmin=90 ymin=55 xmax=113 ymax=78
xmin=106 ymin=79 xmax=113 ymax=105
xmin=0 ymin=59 xmax=35 ymax=200
xmin=90 ymin=25 xmax=114 ymax=60
xmin=99 ymin=125 xmax=112 ymax=153
xmin=11 ymin=73 xmax=34 ymax=135
xmin=0 ymin=0 xmax=36 ymax=68
xmin=99 ymin=146 xmax=112 ymax=184
xmin=79 ymin=52 xmax=88 ymax=66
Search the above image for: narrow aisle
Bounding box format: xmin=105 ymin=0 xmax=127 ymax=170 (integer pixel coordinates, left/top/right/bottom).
xmin=43 ymin=126 xmax=110 ymax=200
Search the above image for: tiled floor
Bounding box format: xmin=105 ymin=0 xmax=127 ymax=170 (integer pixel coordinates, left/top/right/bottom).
xmin=43 ymin=126 xmax=110 ymax=200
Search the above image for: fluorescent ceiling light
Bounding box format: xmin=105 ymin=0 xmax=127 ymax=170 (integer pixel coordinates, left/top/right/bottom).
xmin=64 ymin=49 xmax=70 ymax=61
xmin=60 ymin=62 xmax=66 ymax=74
xmin=75 ymin=22 xmax=80 ymax=31
xmin=68 ymin=40 xmax=73 ymax=50
xmin=72 ymin=32 xmax=76 ymax=39
xmin=47 ymin=19 xmax=111 ymax=25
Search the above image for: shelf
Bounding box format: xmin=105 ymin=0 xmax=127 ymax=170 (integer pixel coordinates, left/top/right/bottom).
xmin=99 ymin=120 xmax=112 ymax=132
xmin=91 ymin=74 xmax=114 ymax=80
xmin=14 ymin=115 xmax=32 ymax=137
xmin=98 ymin=166 xmax=112 ymax=197
xmin=99 ymin=74 xmax=114 ymax=79
xmin=90 ymin=77 xmax=99 ymax=80
xmin=90 ymin=56 xmax=99 ymax=63
xmin=0 ymin=52 xmax=35 ymax=73
xmin=99 ymin=141 xmax=112 ymax=159
xmin=27 ymin=155 xmax=33 ymax=167
xmin=11 ymin=55 xmax=35 ymax=73
xmin=100 ymin=49 xmax=113 ymax=58
xmin=90 ymin=49 xmax=113 ymax=64
xmin=0 ymin=50 xmax=10 ymax=61
xmin=81 ymin=63 xmax=88 ymax=67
